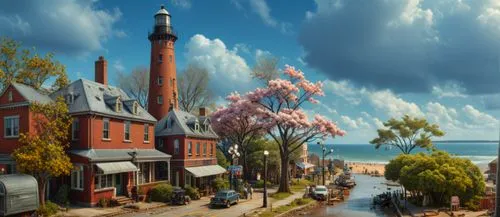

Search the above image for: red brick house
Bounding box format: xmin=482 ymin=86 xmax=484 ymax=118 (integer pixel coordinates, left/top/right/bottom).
xmin=0 ymin=56 xmax=172 ymax=207
xmin=155 ymin=108 xmax=223 ymax=195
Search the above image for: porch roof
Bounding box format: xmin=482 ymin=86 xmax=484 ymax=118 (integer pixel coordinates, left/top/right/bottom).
xmin=96 ymin=161 xmax=138 ymax=174
xmin=69 ymin=149 xmax=171 ymax=162
xmin=185 ymin=165 xmax=226 ymax=178
xmin=296 ymin=162 xmax=315 ymax=169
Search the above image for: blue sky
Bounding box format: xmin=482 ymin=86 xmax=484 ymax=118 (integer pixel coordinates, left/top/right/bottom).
xmin=2 ymin=0 xmax=500 ymax=144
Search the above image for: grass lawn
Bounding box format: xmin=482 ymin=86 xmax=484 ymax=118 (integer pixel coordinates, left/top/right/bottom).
xmin=290 ymin=179 xmax=313 ymax=192
xmin=258 ymin=198 xmax=315 ymax=217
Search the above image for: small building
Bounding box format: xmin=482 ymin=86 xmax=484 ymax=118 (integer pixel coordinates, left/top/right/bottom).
xmin=0 ymin=174 xmax=39 ymax=216
xmin=156 ymin=109 xmax=224 ymax=196
xmin=487 ymin=158 xmax=497 ymax=183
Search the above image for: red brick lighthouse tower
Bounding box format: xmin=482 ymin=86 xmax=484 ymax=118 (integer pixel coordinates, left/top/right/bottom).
xmin=148 ymin=5 xmax=178 ymax=120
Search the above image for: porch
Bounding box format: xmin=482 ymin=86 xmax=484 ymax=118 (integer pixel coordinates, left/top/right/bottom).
xmin=184 ymin=165 xmax=226 ymax=196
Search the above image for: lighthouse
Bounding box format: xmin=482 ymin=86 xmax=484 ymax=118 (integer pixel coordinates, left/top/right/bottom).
xmin=148 ymin=5 xmax=178 ymax=120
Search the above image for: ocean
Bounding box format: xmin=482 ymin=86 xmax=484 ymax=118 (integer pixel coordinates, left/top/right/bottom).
xmin=307 ymin=143 xmax=498 ymax=165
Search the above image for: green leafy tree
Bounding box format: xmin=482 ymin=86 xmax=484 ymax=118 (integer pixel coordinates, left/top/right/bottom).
xmin=370 ymin=115 xmax=444 ymax=154
xmin=216 ymin=149 xmax=230 ymax=169
xmin=0 ymin=37 xmax=69 ymax=91
xmin=385 ymin=151 xmax=485 ymax=208
xmin=12 ymin=97 xmax=73 ymax=205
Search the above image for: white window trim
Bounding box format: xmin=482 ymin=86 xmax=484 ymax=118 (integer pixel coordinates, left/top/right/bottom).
xmin=144 ymin=124 xmax=149 ymax=142
xmin=72 ymin=118 xmax=80 ymax=141
xmin=7 ymin=91 xmax=13 ymax=102
xmin=124 ymin=121 xmax=131 ymax=141
xmin=71 ymin=165 xmax=84 ymax=190
xmin=4 ymin=115 xmax=19 ymax=138
xmin=157 ymin=95 xmax=163 ymax=105
xmin=188 ymin=142 xmax=192 ymax=156
xmin=95 ymin=174 xmax=114 ymax=190
xmin=103 ymin=118 xmax=110 ymax=140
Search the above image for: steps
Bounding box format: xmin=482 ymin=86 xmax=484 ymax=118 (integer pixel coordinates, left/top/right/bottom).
xmin=114 ymin=196 xmax=135 ymax=206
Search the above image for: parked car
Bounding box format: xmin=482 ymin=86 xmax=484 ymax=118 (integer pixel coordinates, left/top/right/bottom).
xmin=210 ymin=190 xmax=240 ymax=208
xmin=171 ymin=187 xmax=191 ymax=205
xmin=312 ymin=185 xmax=329 ymax=200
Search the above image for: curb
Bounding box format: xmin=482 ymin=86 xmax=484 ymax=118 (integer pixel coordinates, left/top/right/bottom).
xmin=274 ymin=200 xmax=318 ymax=217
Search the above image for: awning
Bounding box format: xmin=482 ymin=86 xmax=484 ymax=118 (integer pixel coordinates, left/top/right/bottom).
xmin=296 ymin=162 xmax=315 ymax=169
xmin=96 ymin=161 xmax=138 ymax=174
xmin=185 ymin=165 xmax=226 ymax=178
xmin=69 ymin=149 xmax=171 ymax=162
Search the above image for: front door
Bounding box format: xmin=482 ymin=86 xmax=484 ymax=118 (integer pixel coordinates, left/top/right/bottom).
xmin=115 ymin=174 xmax=123 ymax=195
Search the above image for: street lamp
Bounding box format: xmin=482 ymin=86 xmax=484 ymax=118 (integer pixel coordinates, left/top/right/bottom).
xmin=319 ymin=141 xmax=334 ymax=185
xmin=228 ymin=144 xmax=240 ymax=190
xmin=263 ymin=150 xmax=269 ymax=208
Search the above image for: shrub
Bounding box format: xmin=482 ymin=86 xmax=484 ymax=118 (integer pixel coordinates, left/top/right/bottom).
xmin=150 ymin=183 xmax=174 ymax=202
xmin=98 ymin=198 xmax=109 ymax=208
xmin=185 ymin=186 xmax=200 ymax=200
xmin=54 ymin=184 xmax=70 ymax=206
xmin=254 ymin=180 xmax=271 ymax=188
xmin=37 ymin=201 xmax=59 ymax=217
xmin=211 ymin=178 xmax=229 ymax=192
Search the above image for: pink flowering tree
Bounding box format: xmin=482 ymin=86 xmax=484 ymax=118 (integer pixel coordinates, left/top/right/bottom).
xmin=211 ymin=93 xmax=266 ymax=180
xmin=216 ymin=65 xmax=345 ymax=193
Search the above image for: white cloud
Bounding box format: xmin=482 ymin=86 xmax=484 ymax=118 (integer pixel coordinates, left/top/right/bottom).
xmin=431 ymin=83 xmax=467 ymax=99
xmin=233 ymin=0 xmax=292 ymax=34
xmin=184 ymin=34 xmax=254 ymax=96
xmin=368 ymin=90 xmax=424 ymax=118
xmin=170 ymin=0 xmax=192 ymax=9
xmin=112 ymin=59 xmax=125 ymax=72
xmin=234 ymin=43 xmax=251 ymax=54
xmin=462 ymin=104 xmax=499 ymax=128
xmin=255 ymin=49 xmax=272 ymax=59
xmin=0 ymin=0 xmax=123 ymax=55
xmin=323 ymin=80 xmax=365 ymax=105
xmin=340 ymin=115 xmax=371 ymax=129
xmin=425 ymin=102 xmax=460 ymax=129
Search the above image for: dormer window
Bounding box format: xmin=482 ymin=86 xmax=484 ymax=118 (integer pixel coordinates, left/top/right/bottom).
xmin=132 ymin=102 xmax=139 ymax=115
xmin=116 ymin=98 xmax=122 ymax=112
xmin=194 ymin=123 xmax=200 ymax=131
xmin=7 ymin=91 xmax=12 ymax=102
xmin=65 ymin=93 xmax=74 ymax=104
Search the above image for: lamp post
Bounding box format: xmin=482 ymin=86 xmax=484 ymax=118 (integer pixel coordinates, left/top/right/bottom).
xmin=228 ymin=144 xmax=240 ymax=190
xmin=319 ymin=141 xmax=334 ymax=185
xmin=263 ymin=150 xmax=269 ymax=208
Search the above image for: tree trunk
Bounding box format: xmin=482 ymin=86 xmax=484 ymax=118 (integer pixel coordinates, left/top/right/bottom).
xmin=242 ymin=151 xmax=250 ymax=181
xmin=278 ymin=154 xmax=290 ymax=193
xmin=38 ymin=178 xmax=46 ymax=206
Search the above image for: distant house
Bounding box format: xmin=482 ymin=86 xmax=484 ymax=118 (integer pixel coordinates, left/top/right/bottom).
xmin=487 ymin=158 xmax=497 ymax=183
xmin=293 ymin=144 xmax=315 ymax=178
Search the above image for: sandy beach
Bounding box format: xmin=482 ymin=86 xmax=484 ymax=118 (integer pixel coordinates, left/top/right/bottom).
xmin=346 ymin=162 xmax=386 ymax=175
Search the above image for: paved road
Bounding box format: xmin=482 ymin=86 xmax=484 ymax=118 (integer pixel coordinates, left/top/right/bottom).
xmin=119 ymin=190 xmax=277 ymax=217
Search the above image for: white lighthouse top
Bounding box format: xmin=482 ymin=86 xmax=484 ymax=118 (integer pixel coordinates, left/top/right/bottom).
xmin=155 ymin=5 xmax=170 ymax=16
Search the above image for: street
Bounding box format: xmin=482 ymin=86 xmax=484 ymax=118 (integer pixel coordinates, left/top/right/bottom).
xmin=118 ymin=190 xmax=276 ymax=217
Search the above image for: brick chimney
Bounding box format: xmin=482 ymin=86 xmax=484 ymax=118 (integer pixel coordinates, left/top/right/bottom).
xmin=199 ymin=107 xmax=207 ymax=116
xmin=95 ymin=56 xmax=108 ymax=85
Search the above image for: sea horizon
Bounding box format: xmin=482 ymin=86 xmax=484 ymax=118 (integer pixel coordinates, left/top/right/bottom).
xmin=307 ymin=143 xmax=498 ymax=165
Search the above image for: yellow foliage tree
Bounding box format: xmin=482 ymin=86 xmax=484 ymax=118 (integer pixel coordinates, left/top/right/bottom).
xmin=12 ymin=97 xmax=73 ymax=205
xmin=0 ymin=37 xmax=69 ymax=91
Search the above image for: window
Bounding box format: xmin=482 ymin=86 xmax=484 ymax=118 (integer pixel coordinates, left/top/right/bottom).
xmin=170 ymin=79 xmax=173 ymax=87
xmin=174 ymin=139 xmax=180 ymax=155
xmin=71 ymin=165 xmax=84 ymax=190
xmin=103 ymin=118 xmax=110 ymax=139
xmin=196 ymin=143 xmax=200 ymax=156
xmin=138 ymin=162 xmax=151 ymax=184
xmin=159 ymin=54 xmax=163 ymax=63
xmin=4 ymin=116 xmax=19 ymax=138
xmin=65 ymin=93 xmax=74 ymax=104
xmin=157 ymin=76 xmax=163 ymax=85
xmin=188 ymin=142 xmax=192 ymax=156
xmin=95 ymin=174 xmax=113 ymax=189
xmin=144 ymin=124 xmax=149 ymax=142
xmin=194 ymin=123 xmax=200 ymax=131
xmin=169 ymin=55 xmax=173 ymax=63
xmin=210 ymin=143 xmax=214 ymax=156
xmin=133 ymin=102 xmax=139 ymax=115
xmin=157 ymin=138 xmax=164 ymax=148
xmin=203 ymin=143 xmax=207 ymax=156
xmin=157 ymin=95 xmax=163 ymax=105
xmin=124 ymin=121 xmax=131 ymax=141
xmin=7 ymin=91 xmax=12 ymax=102
xmin=72 ymin=118 xmax=79 ymax=140
xmin=116 ymin=98 xmax=122 ymax=112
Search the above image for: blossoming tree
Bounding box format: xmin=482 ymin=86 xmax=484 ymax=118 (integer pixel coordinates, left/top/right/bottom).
xmin=216 ymin=65 xmax=345 ymax=192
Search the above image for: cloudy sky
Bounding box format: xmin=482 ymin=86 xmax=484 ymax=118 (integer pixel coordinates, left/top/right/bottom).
xmin=2 ymin=0 xmax=500 ymax=144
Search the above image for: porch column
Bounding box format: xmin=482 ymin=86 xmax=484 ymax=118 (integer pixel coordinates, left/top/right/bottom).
xmin=167 ymin=159 xmax=171 ymax=183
